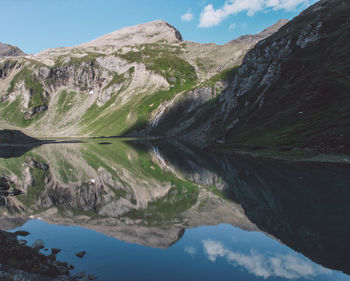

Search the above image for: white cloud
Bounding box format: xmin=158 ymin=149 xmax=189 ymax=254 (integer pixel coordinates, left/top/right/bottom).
xmin=199 ymin=0 xmax=314 ymax=27
xmin=202 ymin=239 xmax=331 ymax=279
xmin=184 ymin=246 xmax=197 ymax=256
xmin=181 ymin=10 xmax=194 ymax=22
xmin=229 ymin=22 xmax=237 ymax=30
xmin=197 ymin=0 xmax=209 ymax=7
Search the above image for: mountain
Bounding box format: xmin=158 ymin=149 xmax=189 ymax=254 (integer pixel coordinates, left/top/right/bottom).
xmin=0 ymin=20 xmax=284 ymax=138
xmin=79 ymin=19 xmax=183 ymax=48
xmin=0 ymin=42 xmax=26 ymax=57
xmin=2 ymin=0 xmax=346 ymax=157
xmin=158 ymin=0 xmax=350 ymax=155
xmin=227 ymin=19 xmax=289 ymax=45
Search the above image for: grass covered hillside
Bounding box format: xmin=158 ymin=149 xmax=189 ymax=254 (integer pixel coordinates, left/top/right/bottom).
xmin=0 ymin=19 xmax=271 ymax=138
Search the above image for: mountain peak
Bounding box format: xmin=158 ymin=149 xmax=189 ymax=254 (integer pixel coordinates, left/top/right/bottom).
xmin=0 ymin=42 xmax=26 ymax=58
xmin=259 ymin=19 xmax=289 ymax=37
xmin=227 ymin=19 xmax=289 ymax=45
xmin=80 ymin=20 xmax=183 ymax=48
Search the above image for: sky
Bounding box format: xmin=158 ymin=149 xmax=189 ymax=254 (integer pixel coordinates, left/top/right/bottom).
xmin=1 ymin=0 xmax=318 ymax=54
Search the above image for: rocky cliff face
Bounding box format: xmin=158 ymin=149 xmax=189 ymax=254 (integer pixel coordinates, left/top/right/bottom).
xmin=173 ymin=0 xmax=350 ymax=154
xmin=0 ymin=20 xmax=283 ymax=138
xmin=0 ymin=42 xmax=26 ymax=58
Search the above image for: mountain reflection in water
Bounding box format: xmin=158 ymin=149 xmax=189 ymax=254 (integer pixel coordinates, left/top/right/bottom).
xmin=0 ymin=138 xmax=350 ymax=281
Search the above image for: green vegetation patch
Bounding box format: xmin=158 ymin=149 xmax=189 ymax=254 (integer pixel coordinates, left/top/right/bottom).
xmin=79 ymin=44 xmax=198 ymax=136
xmin=118 ymin=44 xmax=196 ymax=85
xmin=20 ymin=167 xmax=46 ymax=207
xmin=0 ymin=97 xmax=43 ymax=127
xmin=206 ymin=65 xmax=239 ymax=86
xmin=54 ymin=52 xmax=103 ymax=68
xmin=0 ymin=67 xmax=48 ymax=126
xmin=102 ymin=72 xmax=126 ymax=91
xmin=7 ymin=67 xmax=47 ymax=109
xmin=56 ymin=91 xmax=75 ymax=116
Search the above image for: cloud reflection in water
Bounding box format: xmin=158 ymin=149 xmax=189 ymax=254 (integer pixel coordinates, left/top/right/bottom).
xmin=202 ymin=239 xmax=331 ymax=279
xmin=184 ymin=246 xmax=197 ymax=256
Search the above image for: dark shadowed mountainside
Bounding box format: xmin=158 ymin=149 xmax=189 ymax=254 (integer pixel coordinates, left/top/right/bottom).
xmin=159 ymin=0 xmax=350 ymax=156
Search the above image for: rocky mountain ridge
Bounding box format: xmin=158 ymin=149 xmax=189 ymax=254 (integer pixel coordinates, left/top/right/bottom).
xmin=212 ymin=0 xmax=350 ymax=154
xmin=152 ymin=0 xmax=350 ymax=155
xmin=0 ymin=19 xmax=286 ymax=138
xmin=79 ymin=20 xmax=183 ymax=48
xmin=0 ymin=42 xmax=26 ymax=58
xmin=227 ymin=19 xmax=289 ymax=45
xmin=1 ymin=0 xmax=346 ymax=155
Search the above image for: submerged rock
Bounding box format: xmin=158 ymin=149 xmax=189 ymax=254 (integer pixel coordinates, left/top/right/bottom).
xmin=18 ymin=239 xmax=27 ymax=245
xmin=51 ymin=248 xmax=62 ymax=255
xmin=0 ymin=230 xmax=73 ymax=280
xmin=32 ymin=239 xmax=45 ymax=250
xmin=75 ymin=251 xmax=86 ymax=258
xmin=14 ymin=230 xmax=30 ymax=237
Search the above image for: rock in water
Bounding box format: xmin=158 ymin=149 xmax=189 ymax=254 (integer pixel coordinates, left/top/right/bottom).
xmin=51 ymin=248 xmax=62 ymax=255
xmin=74 ymin=271 xmax=86 ymax=279
xmin=14 ymin=230 xmax=30 ymax=237
xmin=18 ymin=239 xmax=27 ymax=245
xmin=32 ymin=239 xmax=45 ymax=250
xmin=75 ymin=251 xmax=86 ymax=258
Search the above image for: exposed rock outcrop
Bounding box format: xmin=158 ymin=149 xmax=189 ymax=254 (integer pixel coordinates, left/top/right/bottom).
xmin=174 ymin=0 xmax=350 ymax=154
xmin=79 ymin=20 xmax=183 ymax=48
xmin=0 ymin=19 xmax=284 ymax=138
xmin=0 ymin=230 xmax=74 ymax=280
xmin=0 ymin=42 xmax=26 ymax=58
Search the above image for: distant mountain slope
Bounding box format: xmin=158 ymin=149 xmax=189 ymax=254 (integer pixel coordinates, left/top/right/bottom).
xmin=167 ymin=0 xmax=350 ymax=154
xmin=0 ymin=20 xmax=282 ymax=137
xmin=79 ymin=19 xmax=183 ymax=48
xmin=227 ymin=19 xmax=289 ymax=45
xmin=0 ymin=42 xmax=25 ymax=57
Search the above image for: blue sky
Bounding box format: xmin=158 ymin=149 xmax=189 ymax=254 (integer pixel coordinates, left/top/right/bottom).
xmin=1 ymin=0 xmax=318 ymax=54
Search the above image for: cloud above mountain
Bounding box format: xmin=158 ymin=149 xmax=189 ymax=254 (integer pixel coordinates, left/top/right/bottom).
xmin=199 ymin=0 xmax=314 ymax=27
xmin=181 ymin=9 xmax=194 ymax=22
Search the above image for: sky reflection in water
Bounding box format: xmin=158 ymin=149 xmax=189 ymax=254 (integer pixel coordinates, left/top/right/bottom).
xmin=2 ymin=138 xmax=350 ymax=281
xmin=11 ymin=220 xmax=349 ymax=281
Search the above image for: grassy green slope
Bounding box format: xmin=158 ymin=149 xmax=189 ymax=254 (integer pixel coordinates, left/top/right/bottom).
xmin=0 ymin=43 xmax=198 ymax=137
xmin=79 ymin=45 xmax=198 ymax=136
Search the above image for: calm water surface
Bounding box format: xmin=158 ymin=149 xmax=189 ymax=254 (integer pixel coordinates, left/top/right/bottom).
xmin=1 ymin=138 xmax=350 ymax=281
xmin=10 ymin=220 xmax=349 ymax=281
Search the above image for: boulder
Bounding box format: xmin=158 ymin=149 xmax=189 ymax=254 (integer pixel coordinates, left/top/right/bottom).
xmin=75 ymin=251 xmax=86 ymax=258
xmin=32 ymin=239 xmax=45 ymax=250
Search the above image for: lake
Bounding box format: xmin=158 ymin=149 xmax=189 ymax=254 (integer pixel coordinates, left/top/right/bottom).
xmin=1 ymin=138 xmax=350 ymax=281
